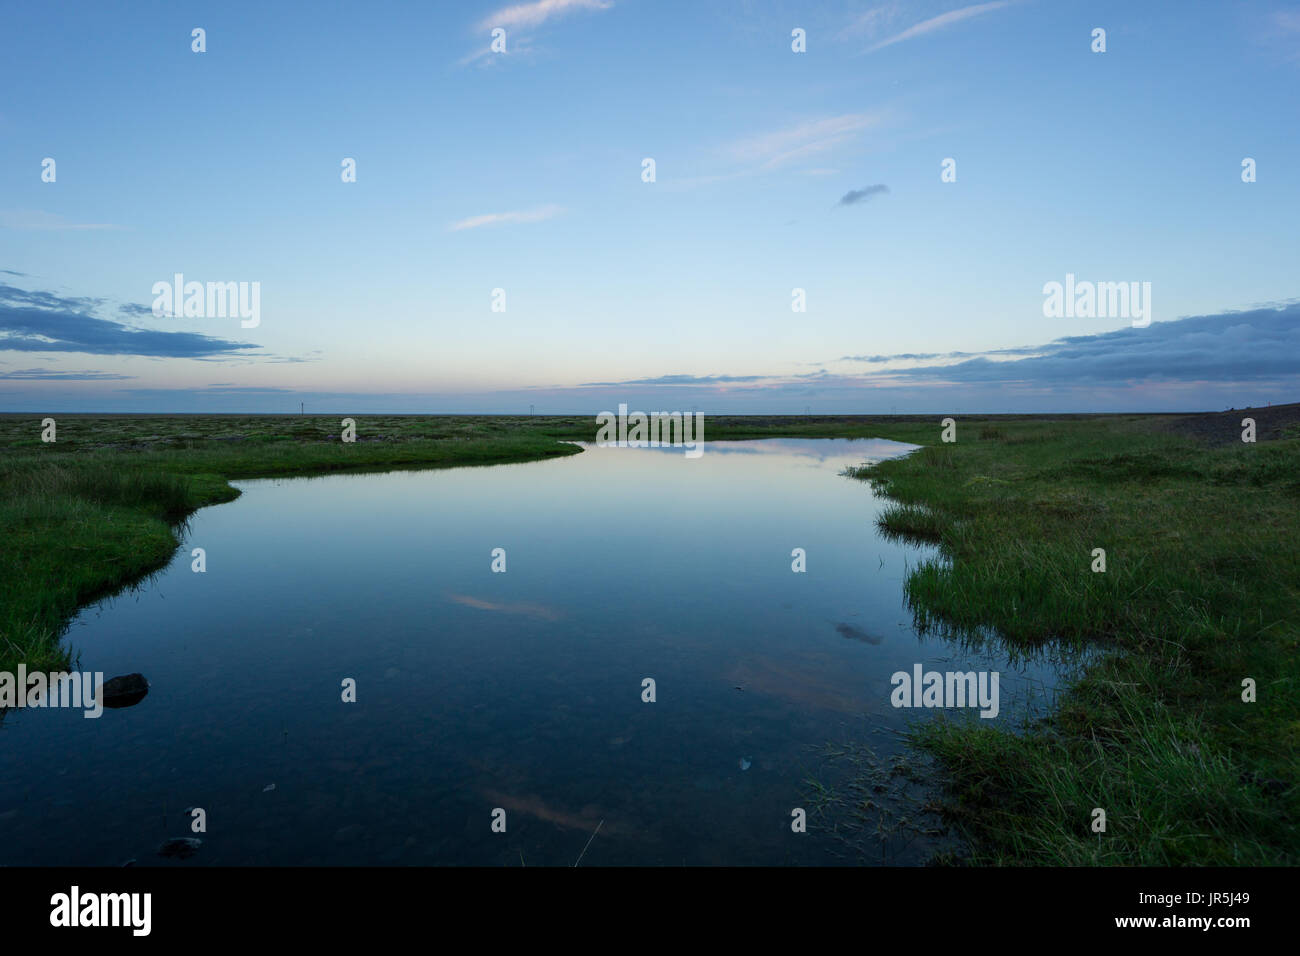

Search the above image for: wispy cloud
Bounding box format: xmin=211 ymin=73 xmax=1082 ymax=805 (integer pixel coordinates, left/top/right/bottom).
xmin=838 ymin=345 xmax=1041 ymax=363
xmin=579 ymin=373 xmax=767 ymax=387
xmin=1267 ymin=9 xmax=1300 ymax=62
xmin=0 ymin=368 xmax=134 ymax=381
xmin=448 ymin=204 xmax=564 ymax=231
xmin=0 ymin=210 xmax=123 ymax=231
xmin=477 ymin=0 xmax=612 ymax=32
xmin=838 ymin=184 xmax=890 ymax=206
xmin=727 ymin=112 xmax=888 ymax=170
xmin=867 ymin=1 xmax=1014 ymax=53
xmin=457 ymin=34 xmax=537 ymax=68
xmin=842 ymin=3 xmax=901 ymax=38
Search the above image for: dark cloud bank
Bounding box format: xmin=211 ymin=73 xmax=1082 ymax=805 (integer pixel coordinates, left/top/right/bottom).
xmin=0 ymin=281 xmax=258 ymax=358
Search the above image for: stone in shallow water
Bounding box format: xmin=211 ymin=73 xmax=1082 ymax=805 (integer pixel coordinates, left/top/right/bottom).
xmin=103 ymin=673 xmax=149 ymax=708
xmin=157 ymin=837 xmax=202 ymax=859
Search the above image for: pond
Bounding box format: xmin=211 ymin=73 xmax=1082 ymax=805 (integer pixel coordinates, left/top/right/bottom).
xmin=0 ymin=438 xmax=1075 ymax=865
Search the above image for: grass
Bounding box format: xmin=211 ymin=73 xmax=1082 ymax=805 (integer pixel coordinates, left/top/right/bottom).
xmin=851 ymin=415 xmax=1300 ymax=864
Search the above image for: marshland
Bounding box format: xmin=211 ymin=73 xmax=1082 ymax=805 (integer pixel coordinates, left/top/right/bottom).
xmin=1 ymin=409 xmax=1294 ymax=865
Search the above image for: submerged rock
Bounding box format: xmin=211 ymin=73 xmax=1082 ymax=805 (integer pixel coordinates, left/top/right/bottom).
xmin=157 ymin=837 xmax=202 ymax=859
xmin=834 ymin=623 xmax=883 ymax=645
xmin=102 ymin=673 xmax=149 ymax=708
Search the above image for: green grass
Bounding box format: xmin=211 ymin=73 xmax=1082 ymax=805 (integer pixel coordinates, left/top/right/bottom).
xmin=852 ymin=415 xmax=1300 ymax=864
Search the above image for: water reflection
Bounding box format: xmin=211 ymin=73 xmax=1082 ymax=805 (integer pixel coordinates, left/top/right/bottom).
xmin=0 ymin=439 xmax=1077 ymax=866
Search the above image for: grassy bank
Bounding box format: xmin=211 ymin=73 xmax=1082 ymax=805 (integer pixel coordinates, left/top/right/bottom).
xmin=0 ymin=415 xmax=589 ymax=675
xmin=851 ymin=414 xmax=1299 ymax=864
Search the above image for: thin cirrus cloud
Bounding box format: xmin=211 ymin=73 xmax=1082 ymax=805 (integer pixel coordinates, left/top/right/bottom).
xmin=727 ymin=112 xmax=888 ymax=170
xmin=460 ymin=0 xmax=609 ymax=67
xmin=579 ymin=373 xmax=768 ymax=387
xmin=448 ymin=204 xmax=564 ymax=231
xmin=477 ymin=0 xmax=613 ymax=32
xmin=458 ymin=35 xmax=536 ymax=67
xmin=0 ymin=368 xmax=134 ymax=381
xmin=838 ymin=345 xmax=1042 ymax=363
xmin=866 ymin=1 xmax=1014 ymax=53
xmin=0 ymin=210 xmax=123 ymax=231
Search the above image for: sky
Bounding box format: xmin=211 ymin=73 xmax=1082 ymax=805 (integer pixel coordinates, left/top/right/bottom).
xmin=1 ymin=0 xmax=1297 ymax=414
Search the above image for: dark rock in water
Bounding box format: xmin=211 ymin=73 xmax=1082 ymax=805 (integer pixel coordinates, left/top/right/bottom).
xmin=834 ymin=623 xmax=883 ymax=645
xmin=157 ymin=837 xmax=202 ymax=859
xmin=103 ymin=673 xmax=149 ymax=708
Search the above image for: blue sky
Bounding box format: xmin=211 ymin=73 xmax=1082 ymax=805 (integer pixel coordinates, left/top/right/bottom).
xmin=1 ymin=0 xmax=1298 ymax=413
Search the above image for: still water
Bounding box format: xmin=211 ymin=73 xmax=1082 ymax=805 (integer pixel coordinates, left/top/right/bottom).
xmin=0 ymin=439 xmax=1073 ymax=865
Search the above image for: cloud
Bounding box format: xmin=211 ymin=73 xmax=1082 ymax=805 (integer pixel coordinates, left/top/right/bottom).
xmin=457 ymin=34 xmax=537 ymax=67
xmin=841 ymin=352 xmax=946 ymax=363
xmin=727 ymin=112 xmax=887 ymax=170
xmin=477 ymin=0 xmax=612 ymax=31
xmin=883 ymin=304 xmax=1300 ymax=386
xmin=0 ymin=368 xmax=134 ymax=381
xmin=843 ymin=4 xmax=901 ymax=38
xmin=1267 ymin=9 xmax=1300 ymax=61
xmin=0 ymin=210 xmax=123 ymax=231
xmin=838 ymin=184 xmax=890 ymax=205
xmin=448 ymin=204 xmax=564 ymax=231
xmin=577 ymin=304 xmax=1300 ymax=400
xmin=0 ymin=281 xmax=260 ymax=358
xmin=579 ymin=373 xmax=767 ymax=387
xmin=868 ymin=1 xmax=1014 ymax=52
xmin=838 ymin=345 xmax=1041 ymax=363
